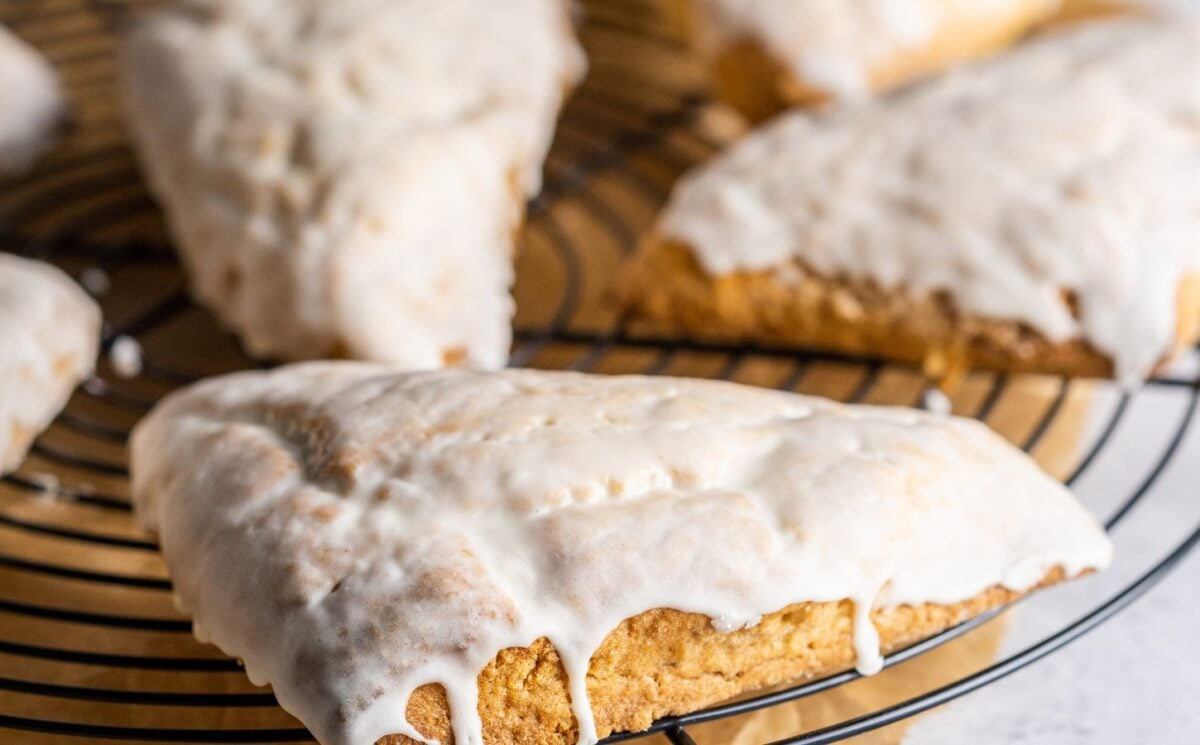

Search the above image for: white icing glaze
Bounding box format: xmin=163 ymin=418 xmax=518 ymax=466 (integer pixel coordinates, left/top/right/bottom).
xmin=119 ymin=0 xmax=584 ymax=368
xmin=660 ymin=18 xmax=1200 ymax=384
xmin=131 ymin=363 xmax=1112 ymax=745
xmin=0 ymin=24 xmax=66 ymax=174
xmin=108 ymin=335 xmax=144 ymax=379
xmin=0 ymin=254 xmax=101 ymax=474
xmin=692 ymin=0 xmax=1059 ymax=100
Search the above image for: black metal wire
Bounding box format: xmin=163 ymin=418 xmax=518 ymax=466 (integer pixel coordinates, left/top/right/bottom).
xmin=665 ymin=726 xmax=699 ymax=745
xmin=55 ymin=409 xmax=134 ymax=442
xmin=78 ymin=377 xmax=159 ymax=412
xmin=847 ymin=362 xmax=883 ymax=404
xmin=0 ymin=716 xmax=312 ymax=744
xmin=507 ymin=212 xmax=585 ymax=367
xmin=29 ymin=442 xmax=128 ymax=477
xmin=99 ymin=286 xmax=192 ymax=348
xmin=776 ymin=360 xmax=811 ymax=392
xmin=1102 ymin=384 xmax=1199 ymax=530
xmin=0 ymin=511 xmax=157 ymax=549
xmin=0 ymin=553 xmax=169 ymax=590
xmin=0 ymin=598 xmax=191 ymax=632
xmin=0 ymin=639 xmax=241 ymax=671
xmin=1065 ymin=393 xmax=1131 ymax=487
xmin=1019 ymin=377 xmax=1070 ymax=452
xmin=0 ymin=678 xmax=277 ymax=707
xmin=641 ymin=345 xmax=680 ymax=377
xmin=973 ymin=374 xmax=1010 ymax=421
xmin=3 ymin=472 xmax=131 ymax=511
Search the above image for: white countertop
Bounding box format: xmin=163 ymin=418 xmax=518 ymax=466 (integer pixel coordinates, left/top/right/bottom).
xmin=907 ymin=375 xmax=1200 ymax=744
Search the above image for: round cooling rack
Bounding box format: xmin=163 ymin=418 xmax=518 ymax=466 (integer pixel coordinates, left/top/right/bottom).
xmin=2 ymin=1 xmax=1199 ymax=744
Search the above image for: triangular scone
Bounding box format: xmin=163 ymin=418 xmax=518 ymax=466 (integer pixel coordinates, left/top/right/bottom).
xmin=119 ymin=1 xmax=584 ymax=368
xmin=665 ymin=0 xmax=1063 ymax=121
xmin=625 ymin=18 xmax=1200 ymax=385
xmin=131 ymin=363 xmax=1112 ymax=745
xmin=0 ymin=254 xmax=100 ymax=475
xmin=0 ymin=24 xmax=66 ymax=174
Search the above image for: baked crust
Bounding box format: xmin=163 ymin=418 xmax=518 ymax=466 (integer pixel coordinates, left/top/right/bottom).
xmin=667 ymin=0 xmax=1059 ymax=122
xmin=621 ymin=239 xmax=1200 ymax=380
xmin=1050 ymin=0 xmax=1135 ymax=25
xmin=385 ymin=570 xmax=1062 ymax=744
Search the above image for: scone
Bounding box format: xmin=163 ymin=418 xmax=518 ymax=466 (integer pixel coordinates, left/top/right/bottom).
xmin=131 ymin=363 xmax=1112 ymax=745
xmin=665 ymin=0 xmax=1063 ymax=121
xmin=0 ymin=24 xmax=66 ymax=174
xmin=1052 ymin=0 xmax=1194 ymax=21
xmin=624 ymin=18 xmax=1200 ymax=386
xmin=119 ymin=0 xmax=584 ymax=368
xmin=0 ymin=254 xmax=101 ymax=475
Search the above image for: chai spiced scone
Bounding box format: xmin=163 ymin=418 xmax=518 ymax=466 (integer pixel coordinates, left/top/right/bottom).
xmin=624 ymin=18 xmax=1200 ymax=385
xmin=0 ymin=24 xmax=66 ymax=174
xmin=1053 ymin=0 xmax=1200 ymax=20
xmin=131 ymin=363 xmax=1112 ymax=745
xmin=663 ymin=0 xmax=1064 ymax=121
xmin=119 ymin=0 xmax=584 ymax=368
xmin=0 ymin=254 xmax=101 ymax=475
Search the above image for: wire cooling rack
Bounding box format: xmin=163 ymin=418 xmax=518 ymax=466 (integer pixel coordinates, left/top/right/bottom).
xmin=1 ymin=1 xmax=1198 ymax=743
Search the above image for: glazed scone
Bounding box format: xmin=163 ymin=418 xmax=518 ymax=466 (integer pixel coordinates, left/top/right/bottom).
xmin=1061 ymin=0 xmax=1200 ymax=16
xmin=131 ymin=363 xmax=1112 ymax=745
xmin=119 ymin=0 xmax=584 ymax=368
xmin=0 ymin=24 xmax=66 ymax=174
xmin=625 ymin=18 xmax=1200 ymax=385
xmin=665 ymin=0 xmax=1062 ymax=121
xmin=0 ymin=254 xmax=101 ymax=475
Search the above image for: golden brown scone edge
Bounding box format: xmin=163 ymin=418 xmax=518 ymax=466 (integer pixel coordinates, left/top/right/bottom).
xmin=381 ymin=569 xmax=1066 ymax=744
xmin=668 ymin=0 xmax=1061 ymax=122
xmin=619 ymin=239 xmax=1200 ymax=381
